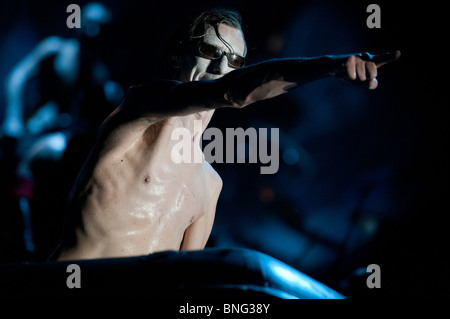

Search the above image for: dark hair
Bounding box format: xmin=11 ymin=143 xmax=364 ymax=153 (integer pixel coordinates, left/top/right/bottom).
xmin=187 ymin=9 xmax=244 ymax=44
xmin=163 ymin=8 xmax=246 ymax=73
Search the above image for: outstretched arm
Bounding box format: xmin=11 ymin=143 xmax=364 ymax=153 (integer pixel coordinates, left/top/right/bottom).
xmin=217 ymin=50 xmax=400 ymax=108
xmin=120 ymin=51 xmax=400 ymax=121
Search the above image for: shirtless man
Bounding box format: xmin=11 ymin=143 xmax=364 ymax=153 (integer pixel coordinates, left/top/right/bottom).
xmin=52 ymin=9 xmax=400 ymax=260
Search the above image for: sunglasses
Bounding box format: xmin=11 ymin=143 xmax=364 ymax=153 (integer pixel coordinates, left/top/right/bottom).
xmin=196 ymin=42 xmax=246 ymax=69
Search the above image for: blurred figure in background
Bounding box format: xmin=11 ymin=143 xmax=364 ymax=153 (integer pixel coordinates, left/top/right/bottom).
xmin=0 ymin=2 xmax=123 ymax=259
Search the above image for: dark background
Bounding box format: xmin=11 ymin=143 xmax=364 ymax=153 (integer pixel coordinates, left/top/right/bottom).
xmin=0 ymin=0 xmax=448 ymax=299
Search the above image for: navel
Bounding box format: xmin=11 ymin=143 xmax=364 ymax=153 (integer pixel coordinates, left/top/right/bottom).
xmin=144 ymin=175 xmax=151 ymax=183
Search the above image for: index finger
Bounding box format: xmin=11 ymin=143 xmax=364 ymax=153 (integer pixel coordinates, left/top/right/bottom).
xmin=369 ymin=50 xmax=401 ymax=68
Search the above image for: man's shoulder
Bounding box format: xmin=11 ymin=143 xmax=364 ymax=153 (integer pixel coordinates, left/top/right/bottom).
xmin=203 ymin=161 xmax=223 ymax=191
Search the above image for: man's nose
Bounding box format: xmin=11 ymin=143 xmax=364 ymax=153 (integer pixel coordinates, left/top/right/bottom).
xmin=209 ymin=56 xmax=231 ymax=75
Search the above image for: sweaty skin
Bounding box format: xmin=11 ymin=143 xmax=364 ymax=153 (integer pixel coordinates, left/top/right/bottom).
xmin=57 ymin=109 xmax=222 ymax=259
xmin=54 ymin=23 xmax=399 ymax=260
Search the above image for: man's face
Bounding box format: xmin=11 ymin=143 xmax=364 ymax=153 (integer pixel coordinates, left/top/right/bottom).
xmin=177 ymin=23 xmax=246 ymax=82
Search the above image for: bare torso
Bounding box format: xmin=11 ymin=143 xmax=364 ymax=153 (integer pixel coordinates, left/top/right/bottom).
xmin=56 ymin=104 xmax=222 ymax=260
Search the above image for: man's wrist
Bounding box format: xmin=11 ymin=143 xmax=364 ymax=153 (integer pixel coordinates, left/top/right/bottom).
xmin=328 ymin=56 xmax=349 ymax=78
